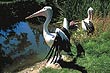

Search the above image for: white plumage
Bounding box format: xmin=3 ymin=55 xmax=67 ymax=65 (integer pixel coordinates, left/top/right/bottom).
xmin=82 ymin=7 xmax=94 ymax=35
xmin=25 ymin=6 xmax=73 ymax=64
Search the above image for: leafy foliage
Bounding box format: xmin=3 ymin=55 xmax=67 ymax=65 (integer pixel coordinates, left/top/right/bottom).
xmin=56 ymin=0 xmax=110 ymax=20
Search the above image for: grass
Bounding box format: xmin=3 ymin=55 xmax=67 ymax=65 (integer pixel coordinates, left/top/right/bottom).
xmin=41 ymin=17 xmax=110 ymax=73
xmin=41 ymin=31 xmax=110 ymax=73
xmin=77 ymin=31 xmax=110 ymax=73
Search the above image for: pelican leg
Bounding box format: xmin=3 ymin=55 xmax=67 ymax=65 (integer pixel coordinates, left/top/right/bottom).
xmin=54 ymin=50 xmax=59 ymax=63
xmin=57 ymin=47 xmax=62 ymax=60
xmin=75 ymin=42 xmax=85 ymax=58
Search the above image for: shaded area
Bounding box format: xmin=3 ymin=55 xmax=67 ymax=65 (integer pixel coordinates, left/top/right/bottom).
xmin=0 ymin=0 xmax=42 ymax=30
xmin=58 ymin=57 xmax=87 ymax=73
xmin=0 ymin=44 xmax=13 ymax=72
xmin=0 ymin=0 xmax=60 ymax=30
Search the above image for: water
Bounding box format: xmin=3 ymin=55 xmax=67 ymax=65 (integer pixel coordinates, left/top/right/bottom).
xmin=0 ymin=21 xmax=49 ymax=72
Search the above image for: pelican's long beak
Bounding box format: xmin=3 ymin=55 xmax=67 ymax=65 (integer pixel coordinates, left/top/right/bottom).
xmin=90 ymin=12 xmax=93 ymax=20
xmin=91 ymin=14 xmax=93 ymax=20
xmin=25 ymin=9 xmax=45 ymax=19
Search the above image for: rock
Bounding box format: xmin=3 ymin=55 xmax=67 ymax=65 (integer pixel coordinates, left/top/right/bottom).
xmin=30 ymin=67 xmax=34 ymax=71
xmin=45 ymin=63 xmax=62 ymax=69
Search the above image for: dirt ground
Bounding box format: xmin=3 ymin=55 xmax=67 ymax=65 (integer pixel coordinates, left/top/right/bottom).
xmin=18 ymin=60 xmax=47 ymax=73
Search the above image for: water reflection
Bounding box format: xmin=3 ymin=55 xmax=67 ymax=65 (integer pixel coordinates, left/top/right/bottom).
xmin=0 ymin=21 xmax=49 ymax=68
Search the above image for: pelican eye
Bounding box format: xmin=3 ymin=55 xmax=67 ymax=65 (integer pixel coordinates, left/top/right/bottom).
xmin=43 ymin=7 xmax=47 ymax=10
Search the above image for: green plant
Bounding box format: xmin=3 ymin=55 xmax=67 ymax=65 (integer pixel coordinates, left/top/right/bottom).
xmin=54 ymin=0 xmax=110 ymax=21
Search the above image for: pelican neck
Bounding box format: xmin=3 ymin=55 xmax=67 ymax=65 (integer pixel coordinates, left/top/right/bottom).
xmin=43 ymin=16 xmax=52 ymax=35
xmin=87 ymin=12 xmax=92 ymax=20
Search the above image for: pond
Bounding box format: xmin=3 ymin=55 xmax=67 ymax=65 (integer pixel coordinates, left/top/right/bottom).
xmin=0 ymin=21 xmax=49 ymax=72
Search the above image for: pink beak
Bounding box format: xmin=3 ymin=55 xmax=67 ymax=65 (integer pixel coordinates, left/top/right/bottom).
xmin=25 ymin=9 xmax=45 ymax=19
xmin=90 ymin=12 xmax=93 ymax=20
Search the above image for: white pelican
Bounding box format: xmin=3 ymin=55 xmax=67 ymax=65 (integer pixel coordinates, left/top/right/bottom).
xmin=25 ymin=6 xmax=74 ymax=64
xmin=82 ymin=7 xmax=95 ymax=35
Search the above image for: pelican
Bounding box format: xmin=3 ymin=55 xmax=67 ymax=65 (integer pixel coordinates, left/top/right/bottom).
xmin=25 ymin=6 xmax=74 ymax=65
xmin=82 ymin=7 xmax=95 ymax=35
xmin=69 ymin=20 xmax=78 ymax=31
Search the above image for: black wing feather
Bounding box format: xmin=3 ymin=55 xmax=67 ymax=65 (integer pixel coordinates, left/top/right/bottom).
xmin=45 ymin=33 xmax=61 ymax=63
xmin=89 ymin=21 xmax=95 ymax=33
xmin=84 ymin=21 xmax=95 ymax=34
xmin=45 ymin=28 xmax=73 ymax=63
xmin=45 ymin=44 xmax=54 ymax=59
xmin=46 ymin=46 xmax=55 ymax=62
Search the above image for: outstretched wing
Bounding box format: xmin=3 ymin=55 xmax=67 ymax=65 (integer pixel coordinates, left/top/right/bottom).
xmin=45 ymin=27 xmax=72 ymax=63
xmin=45 ymin=32 xmax=62 ymax=63
xmin=55 ymin=28 xmax=72 ymax=52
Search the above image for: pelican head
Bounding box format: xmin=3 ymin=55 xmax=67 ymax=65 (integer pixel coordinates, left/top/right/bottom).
xmin=87 ymin=7 xmax=93 ymax=20
xmin=25 ymin=6 xmax=53 ymax=19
